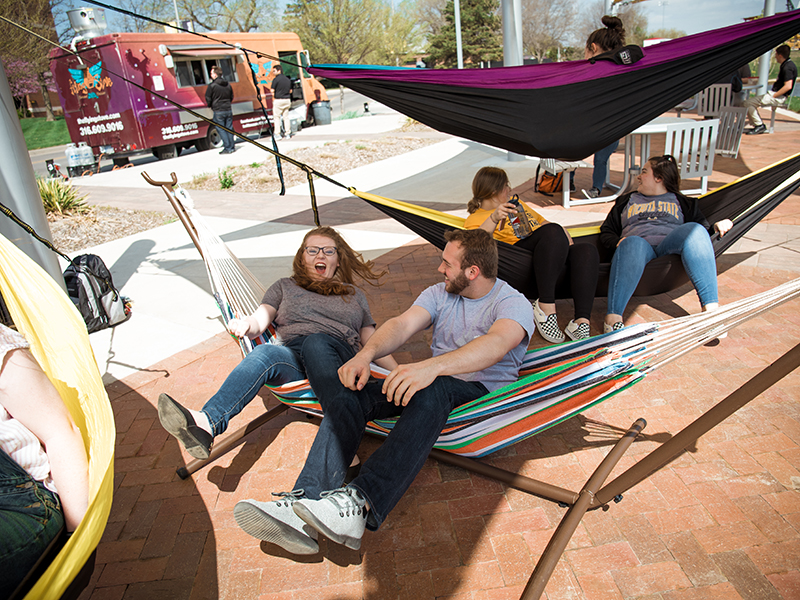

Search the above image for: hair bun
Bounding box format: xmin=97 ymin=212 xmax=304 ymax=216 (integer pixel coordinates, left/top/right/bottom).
xmin=601 ymin=15 xmax=623 ymax=31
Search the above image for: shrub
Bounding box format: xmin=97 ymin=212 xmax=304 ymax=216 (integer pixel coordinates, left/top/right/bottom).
xmin=38 ymin=178 xmax=89 ymax=215
xmin=218 ymin=168 xmax=234 ymax=189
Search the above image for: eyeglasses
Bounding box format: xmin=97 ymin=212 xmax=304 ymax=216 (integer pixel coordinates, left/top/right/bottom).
xmin=305 ymin=246 xmax=337 ymax=256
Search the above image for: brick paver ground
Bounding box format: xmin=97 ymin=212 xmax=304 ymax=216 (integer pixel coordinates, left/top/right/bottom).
xmin=78 ymin=111 xmax=800 ymax=600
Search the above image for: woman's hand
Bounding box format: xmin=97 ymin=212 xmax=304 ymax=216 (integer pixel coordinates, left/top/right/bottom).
xmin=713 ymin=219 xmax=734 ymax=237
xmin=227 ymin=318 xmax=252 ymax=338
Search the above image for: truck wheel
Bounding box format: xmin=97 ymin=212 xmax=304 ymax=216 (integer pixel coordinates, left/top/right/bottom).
xmin=154 ymin=144 xmax=177 ymax=160
xmin=196 ymin=126 xmax=223 ymax=152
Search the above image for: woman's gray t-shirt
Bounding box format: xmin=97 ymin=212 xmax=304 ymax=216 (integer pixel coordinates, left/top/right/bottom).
xmin=621 ymin=191 xmax=684 ymax=246
xmin=261 ymin=278 xmax=376 ymax=353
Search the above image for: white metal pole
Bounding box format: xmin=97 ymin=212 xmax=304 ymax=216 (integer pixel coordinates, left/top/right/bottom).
xmin=454 ymin=0 xmax=464 ymax=69
xmin=502 ymin=0 xmax=525 ymax=161
xmin=757 ymin=0 xmax=777 ymax=95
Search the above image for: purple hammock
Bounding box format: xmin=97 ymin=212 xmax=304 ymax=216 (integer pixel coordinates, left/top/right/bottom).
xmin=310 ymin=11 xmax=800 ymax=160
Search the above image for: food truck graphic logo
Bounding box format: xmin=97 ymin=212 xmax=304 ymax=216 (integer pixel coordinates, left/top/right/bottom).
xmin=68 ymin=62 xmax=113 ymax=99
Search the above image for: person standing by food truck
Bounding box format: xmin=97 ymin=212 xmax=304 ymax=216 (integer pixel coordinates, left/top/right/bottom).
xmin=206 ymin=66 xmax=236 ymax=154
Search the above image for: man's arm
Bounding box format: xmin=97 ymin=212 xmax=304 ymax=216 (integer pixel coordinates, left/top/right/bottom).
xmin=339 ymin=305 xmax=432 ymax=391
xmin=774 ymin=80 xmax=793 ymax=98
xmin=381 ymin=318 xmax=526 ymax=406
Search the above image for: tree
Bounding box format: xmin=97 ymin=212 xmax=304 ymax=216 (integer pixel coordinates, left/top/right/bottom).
xmin=521 ymin=0 xmax=576 ymax=63
xmin=284 ymin=0 xmax=391 ymax=65
xmin=415 ymin=0 xmax=448 ymax=41
xmin=0 ymin=0 xmax=60 ymax=120
xmin=178 ymin=0 xmax=281 ymax=33
xmin=425 ymin=0 xmax=503 ymax=68
xmin=646 ymin=28 xmax=686 ymax=40
xmin=378 ymin=2 xmax=426 ymax=65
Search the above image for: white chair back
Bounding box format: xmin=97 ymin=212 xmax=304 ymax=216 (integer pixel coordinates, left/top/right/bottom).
xmin=664 ymin=119 xmax=719 ymax=195
xmin=716 ymin=106 xmax=747 ymax=159
xmin=698 ymin=83 xmax=732 ymax=118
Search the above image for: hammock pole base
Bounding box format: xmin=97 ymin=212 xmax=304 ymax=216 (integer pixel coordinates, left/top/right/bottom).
xmin=177 ymin=403 xmax=289 ymax=479
xmin=428 ymin=449 xmax=580 ymax=507
xmin=520 ymin=418 xmax=646 ymax=600
xmin=592 ymin=341 xmax=800 ymax=507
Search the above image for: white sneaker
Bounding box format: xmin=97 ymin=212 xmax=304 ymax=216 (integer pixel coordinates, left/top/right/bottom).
xmin=234 ymin=491 xmax=319 ymax=555
xmin=603 ymin=321 xmax=625 ymax=334
xmin=293 ymin=487 xmax=368 ymax=551
xmin=565 ymin=320 xmax=590 ymax=341
xmin=532 ymin=299 xmax=565 ymax=344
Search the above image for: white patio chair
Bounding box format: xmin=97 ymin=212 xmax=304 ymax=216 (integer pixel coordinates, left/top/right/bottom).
xmin=538 ymin=158 xmax=591 ymax=209
xmin=663 ymin=119 xmax=719 ymax=195
xmin=697 ymin=83 xmax=732 ymax=118
xmin=716 ymin=106 xmax=747 ymax=159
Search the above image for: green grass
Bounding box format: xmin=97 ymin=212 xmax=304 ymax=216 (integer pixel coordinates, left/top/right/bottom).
xmin=20 ymin=117 xmax=71 ymax=150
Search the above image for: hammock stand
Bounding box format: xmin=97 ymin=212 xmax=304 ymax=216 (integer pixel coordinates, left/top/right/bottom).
xmin=0 ymin=235 xmax=115 ymax=600
xmin=146 ymin=172 xmax=800 ymax=598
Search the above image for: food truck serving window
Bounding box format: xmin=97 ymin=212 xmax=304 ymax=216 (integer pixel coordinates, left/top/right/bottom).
xmin=174 ymin=57 xmax=238 ymax=87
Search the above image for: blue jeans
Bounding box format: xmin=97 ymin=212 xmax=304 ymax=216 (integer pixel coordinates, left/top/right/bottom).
xmin=202 ymin=340 xmax=307 ymax=436
xmin=608 ymin=222 xmax=718 ymax=316
xmin=569 ymin=140 xmax=619 ymax=191
xmin=0 ymin=449 xmax=64 ymax=598
xmin=213 ymin=110 xmax=235 ymax=152
xmin=592 ymin=140 xmax=619 ymax=190
xmin=294 ymin=334 xmax=487 ymax=530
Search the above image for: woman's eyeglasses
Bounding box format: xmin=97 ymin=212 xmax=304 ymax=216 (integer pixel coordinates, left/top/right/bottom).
xmin=305 ymin=246 xmax=337 ymax=256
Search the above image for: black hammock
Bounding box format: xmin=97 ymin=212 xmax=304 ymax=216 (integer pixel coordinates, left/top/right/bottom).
xmin=347 ymin=152 xmax=800 ymax=300
xmin=310 ymin=11 xmax=800 ymax=160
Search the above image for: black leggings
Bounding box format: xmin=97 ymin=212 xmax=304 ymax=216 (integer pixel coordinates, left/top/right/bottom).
xmin=515 ymin=223 xmax=599 ymax=320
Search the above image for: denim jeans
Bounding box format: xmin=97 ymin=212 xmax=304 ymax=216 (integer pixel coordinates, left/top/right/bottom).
xmin=0 ymin=449 xmax=64 ymax=598
xmin=592 ymin=140 xmax=620 ymax=190
xmin=212 ymin=110 xmax=235 ymax=152
xmin=294 ymin=334 xmax=487 ymax=530
xmin=608 ymin=222 xmax=718 ymax=316
xmin=202 ymin=340 xmax=307 ymax=436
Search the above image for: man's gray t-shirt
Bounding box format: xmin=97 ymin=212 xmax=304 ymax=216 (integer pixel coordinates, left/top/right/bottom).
xmin=413 ymin=279 xmax=534 ymax=392
xmin=261 ymin=278 xmax=375 ymax=353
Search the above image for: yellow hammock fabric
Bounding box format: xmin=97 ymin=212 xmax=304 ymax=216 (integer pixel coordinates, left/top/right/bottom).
xmin=0 ymin=234 xmax=115 ymax=599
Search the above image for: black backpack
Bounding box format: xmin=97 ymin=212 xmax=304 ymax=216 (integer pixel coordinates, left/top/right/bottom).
xmin=64 ymin=254 xmax=131 ymax=334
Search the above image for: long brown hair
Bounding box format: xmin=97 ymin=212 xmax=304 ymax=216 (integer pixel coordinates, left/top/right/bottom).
xmin=586 ymin=15 xmax=626 ymax=54
xmin=467 ymin=167 xmax=509 ymax=213
xmin=291 ymin=226 xmax=386 ymax=296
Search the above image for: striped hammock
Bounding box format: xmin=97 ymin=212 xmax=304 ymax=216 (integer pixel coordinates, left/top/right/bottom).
xmin=164 ymin=184 xmax=800 ymax=457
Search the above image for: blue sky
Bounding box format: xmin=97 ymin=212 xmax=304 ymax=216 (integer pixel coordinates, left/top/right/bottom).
xmin=637 ymin=0 xmax=784 ymax=35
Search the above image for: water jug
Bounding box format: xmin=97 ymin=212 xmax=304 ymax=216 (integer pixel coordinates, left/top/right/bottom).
xmin=507 ymin=195 xmax=533 ymax=239
xmin=65 ymin=143 xmax=81 ymax=177
xmin=77 ymin=142 xmax=95 ymax=167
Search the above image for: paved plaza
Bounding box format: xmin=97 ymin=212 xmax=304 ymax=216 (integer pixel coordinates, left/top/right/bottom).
xmin=70 ymin=106 xmax=800 ymax=599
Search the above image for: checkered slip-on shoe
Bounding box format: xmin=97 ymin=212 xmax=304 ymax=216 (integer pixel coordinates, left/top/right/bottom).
xmin=532 ymin=299 xmax=565 ymax=344
xmin=565 ymin=320 xmax=590 ymax=341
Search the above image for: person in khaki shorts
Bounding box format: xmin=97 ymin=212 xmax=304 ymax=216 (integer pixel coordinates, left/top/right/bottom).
xmin=270 ymin=64 xmax=293 ymax=138
xmin=744 ymin=44 xmax=796 ymax=135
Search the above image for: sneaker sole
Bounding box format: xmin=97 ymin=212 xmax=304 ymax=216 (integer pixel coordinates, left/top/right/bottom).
xmin=157 ymin=394 xmax=211 ymax=460
xmin=234 ymin=501 xmax=319 ymax=555
xmin=293 ymin=504 xmax=362 ymax=551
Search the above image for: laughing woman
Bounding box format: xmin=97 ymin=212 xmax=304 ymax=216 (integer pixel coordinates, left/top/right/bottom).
xmin=157 ymin=226 xmax=397 ymax=460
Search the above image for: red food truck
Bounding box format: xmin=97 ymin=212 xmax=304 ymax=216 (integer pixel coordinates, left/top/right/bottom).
xmin=49 ymin=8 xmax=329 ymax=167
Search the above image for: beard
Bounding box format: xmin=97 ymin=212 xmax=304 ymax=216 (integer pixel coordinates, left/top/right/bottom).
xmin=444 ymin=270 xmax=469 ymax=295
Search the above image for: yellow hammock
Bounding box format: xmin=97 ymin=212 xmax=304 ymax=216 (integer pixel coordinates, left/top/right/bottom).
xmin=0 ymin=234 xmax=115 ymax=599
